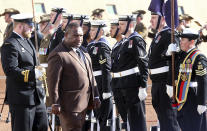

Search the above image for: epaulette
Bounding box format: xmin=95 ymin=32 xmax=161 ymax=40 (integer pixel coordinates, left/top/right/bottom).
xmin=195 ymin=54 xmax=207 ymax=76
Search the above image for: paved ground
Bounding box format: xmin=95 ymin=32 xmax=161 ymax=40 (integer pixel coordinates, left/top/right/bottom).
xmin=0 ymin=60 xmax=158 ymax=131
xmin=0 ymin=87 xmax=158 ymax=131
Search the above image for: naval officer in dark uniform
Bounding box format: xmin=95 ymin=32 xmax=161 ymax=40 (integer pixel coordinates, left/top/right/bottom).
xmin=1 ymin=13 xmax=48 ymax=131
xmin=110 ymin=19 xmax=128 ymax=129
xmin=166 ymin=28 xmax=207 ymax=131
xmin=111 ymin=15 xmax=148 ymax=131
xmin=148 ymin=12 xmax=180 ymax=131
xmin=87 ymin=20 xmax=113 ymax=131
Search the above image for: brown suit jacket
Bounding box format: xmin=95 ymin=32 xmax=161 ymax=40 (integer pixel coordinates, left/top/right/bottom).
xmin=47 ymin=43 xmax=99 ymax=114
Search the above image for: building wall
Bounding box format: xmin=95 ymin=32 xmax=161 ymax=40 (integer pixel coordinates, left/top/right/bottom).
xmin=0 ymin=0 xmax=207 ymax=45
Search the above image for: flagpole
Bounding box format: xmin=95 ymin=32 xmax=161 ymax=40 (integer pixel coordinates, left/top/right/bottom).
xmin=31 ymin=0 xmax=39 ymax=57
xmin=171 ymin=0 xmax=176 ymax=102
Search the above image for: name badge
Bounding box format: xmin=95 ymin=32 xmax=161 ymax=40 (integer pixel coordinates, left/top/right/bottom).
xmin=155 ymin=35 xmax=161 ymax=43
xmin=93 ymin=47 xmax=98 ymax=55
xmin=128 ymin=40 xmax=133 ymax=48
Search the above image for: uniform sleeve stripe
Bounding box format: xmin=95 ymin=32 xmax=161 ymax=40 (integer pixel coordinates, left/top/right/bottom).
xmin=22 ymin=70 xmax=29 ymax=82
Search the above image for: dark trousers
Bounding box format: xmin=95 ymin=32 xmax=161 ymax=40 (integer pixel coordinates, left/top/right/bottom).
xmin=151 ymin=82 xmax=180 ymax=131
xmin=95 ymin=75 xmax=113 ymax=131
xmin=10 ymin=103 xmax=48 ymax=131
xmin=95 ymin=98 xmax=113 ymax=131
xmin=113 ymin=88 xmax=128 ymax=123
xmin=113 ymin=88 xmax=147 ymax=131
xmin=82 ymin=110 xmax=92 ymax=131
xmin=177 ymin=88 xmax=207 ymax=131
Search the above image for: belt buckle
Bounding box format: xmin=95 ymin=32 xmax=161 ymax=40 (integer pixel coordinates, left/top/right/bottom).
xmin=119 ymin=72 xmax=122 ymax=77
xmin=111 ymin=73 xmax=114 ymax=78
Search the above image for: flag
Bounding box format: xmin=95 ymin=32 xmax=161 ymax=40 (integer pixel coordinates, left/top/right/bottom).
xmin=164 ymin=0 xmax=179 ymax=28
xmin=148 ymin=0 xmax=179 ymax=28
xmin=148 ymin=0 xmax=164 ymax=16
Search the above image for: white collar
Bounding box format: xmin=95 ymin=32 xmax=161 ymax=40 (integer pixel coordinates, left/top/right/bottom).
xmin=71 ymin=47 xmax=78 ymax=52
xmin=13 ymin=31 xmax=25 ymax=40
xmin=155 ymin=26 xmax=171 ymax=38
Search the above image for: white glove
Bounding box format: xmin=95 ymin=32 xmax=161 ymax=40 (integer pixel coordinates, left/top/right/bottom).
xmin=197 ymin=105 xmax=207 ymax=115
xmin=102 ymin=92 xmax=112 ymax=100
xmin=138 ymin=88 xmax=147 ymax=101
xmin=166 ymin=85 xmax=173 ymax=98
xmin=166 ymin=43 xmax=177 ymax=56
xmin=40 ymin=63 xmax=48 ymax=68
xmin=35 ymin=66 xmax=46 ymax=79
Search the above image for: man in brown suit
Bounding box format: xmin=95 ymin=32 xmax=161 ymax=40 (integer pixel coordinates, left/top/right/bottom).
xmin=47 ymin=22 xmax=101 ymax=131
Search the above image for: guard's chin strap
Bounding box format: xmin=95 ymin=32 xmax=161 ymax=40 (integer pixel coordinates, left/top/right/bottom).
xmin=80 ymin=16 xmax=86 ymax=26
xmin=122 ymin=18 xmax=131 ymax=35
xmin=156 ymin=15 xmax=162 ymax=31
xmin=85 ymin=24 xmax=91 ymax=39
xmin=94 ymin=25 xmax=101 ymax=40
xmin=64 ymin=16 xmax=73 ymax=31
xmin=113 ymin=28 xmax=119 ymax=38
xmin=52 ymin=8 xmax=64 ymax=24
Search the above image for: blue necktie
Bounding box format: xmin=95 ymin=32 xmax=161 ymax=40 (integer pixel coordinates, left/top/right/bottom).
xmin=76 ymin=48 xmax=86 ymax=64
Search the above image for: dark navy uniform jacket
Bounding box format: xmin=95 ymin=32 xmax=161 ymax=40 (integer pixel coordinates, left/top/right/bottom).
xmin=111 ymin=38 xmax=125 ymax=89
xmin=1 ymin=32 xmax=45 ymax=105
xmin=148 ymin=27 xmax=179 ymax=82
xmin=111 ymin=32 xmax=148 ymax=89
xmin=111 ymin=39 xmax=125 ymax=72
xmin=48 ymin=26 xmax=64 ymax=54
xmin=87 ymin=37 xmax=111 ymax=94
xmin=167 ymin=49 xmax=207 ymax=106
